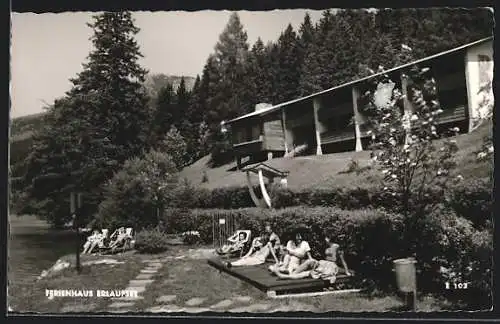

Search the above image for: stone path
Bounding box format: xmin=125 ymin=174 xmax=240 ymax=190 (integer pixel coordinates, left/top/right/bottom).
xmin=106 ymin=258 xmax=164 ymax=313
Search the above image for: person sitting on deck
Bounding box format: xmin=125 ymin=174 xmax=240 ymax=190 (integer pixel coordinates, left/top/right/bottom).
xmin=226 ymin=232 xmax=280 ymax=267
xmin=264 ymin=223 xmax=281 ymax=258
xmin=82 ymin=229 xmax=103 ymax=254
xmin=269 ymin=228 xmax=313 ymax=274
xmin=216 ymin=230 xmax=249 ymax=255
xmin=270 ymin=234 xmax=352 ymax=283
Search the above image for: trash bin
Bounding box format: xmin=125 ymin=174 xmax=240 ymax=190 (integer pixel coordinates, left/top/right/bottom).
xmin=393 ymin=258 xmax=417 ymax=293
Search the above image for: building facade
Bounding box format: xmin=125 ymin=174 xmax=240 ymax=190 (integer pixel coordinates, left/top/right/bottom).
xmin=226 ymin=37 xmax=494 ymax=168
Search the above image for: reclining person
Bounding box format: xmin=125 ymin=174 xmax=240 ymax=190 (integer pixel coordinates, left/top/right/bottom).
xmin=270 ymin=234 xmax=352 ymax=283
xmin=82 ymin=229 xmax=103 ymax=254
xmin=269 ymin=228 xmax=312 ymax=274
xmin=226 ymin=232 xmax=280 ymax=267
xmin=109 ymin=227 xmax=127 ymax=249
xmin=217 ymin=231 xmax=249 ymax=254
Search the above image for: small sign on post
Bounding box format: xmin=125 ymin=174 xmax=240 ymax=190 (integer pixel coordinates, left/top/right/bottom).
xmin=394 ymin=258 xmax=417 ymax=311
xmin=219 ymin=218 xmax=226 ymax=225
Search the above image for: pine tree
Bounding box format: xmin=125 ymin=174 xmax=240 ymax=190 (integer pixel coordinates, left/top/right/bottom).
xmin=20 ymin=12 xmax=151 ymax=227
xmin=151 ymin=83 xmax=176 ymax=145
xmin=207 ymin=12 xmax=250 ymax=126
xmin=274 ymin=24 xmax=301 ymax=103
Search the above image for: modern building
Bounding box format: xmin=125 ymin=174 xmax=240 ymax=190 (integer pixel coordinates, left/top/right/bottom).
xmin=224 ymin=37 xmax=494 ymax=168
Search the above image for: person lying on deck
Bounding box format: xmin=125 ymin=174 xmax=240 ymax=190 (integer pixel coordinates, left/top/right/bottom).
xmin=226 ymin=233 xmax=280 ymax=267
xmin=270 ymin=234 xmax=352 ymax=283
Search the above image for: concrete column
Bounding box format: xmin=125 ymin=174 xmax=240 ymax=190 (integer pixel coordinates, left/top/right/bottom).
xmin=351 ymin=86 xmax=363 ymax=152
xmin=401 ymin=72 xmax=413 ymax=145
xmin=312 ymin=97 xmax=323 ymax=155
xmin=281 ymin=109 xmax=289 ymax=154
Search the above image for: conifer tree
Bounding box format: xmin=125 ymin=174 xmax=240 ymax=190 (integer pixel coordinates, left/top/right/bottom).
xmin=20 ymin=11 xmax=151 ymax=227
xmin=274 ymin=24 xmax=301 ymax=103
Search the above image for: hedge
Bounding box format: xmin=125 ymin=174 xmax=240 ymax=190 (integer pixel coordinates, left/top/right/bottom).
xmin=160 ymin=206 xmax=491 ymax=305
xmin=166 ymin=179 xmax=492 ymax=230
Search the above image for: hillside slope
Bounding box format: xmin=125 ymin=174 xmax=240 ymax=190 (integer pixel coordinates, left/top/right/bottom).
xmin=180 ymin=121 xmax=492 ymax=190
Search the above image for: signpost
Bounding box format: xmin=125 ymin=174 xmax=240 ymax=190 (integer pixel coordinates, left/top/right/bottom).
xmin=71 ymin=192 xmax=83 ymax=274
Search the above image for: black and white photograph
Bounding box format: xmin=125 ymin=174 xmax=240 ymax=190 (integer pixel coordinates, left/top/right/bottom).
xmin=8 ymin=5 xmax=494 ymax=315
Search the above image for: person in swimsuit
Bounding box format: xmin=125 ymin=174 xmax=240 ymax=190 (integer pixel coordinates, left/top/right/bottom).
xmin=269 ymin=228 xmax=312 ymax=274
xmin=226 ymin=233 xmax=275 ymax=267
xmin=264 ymin=223 xmax=281 ymax=258
xmin=270 ymin=234 xmax=352 ymax=283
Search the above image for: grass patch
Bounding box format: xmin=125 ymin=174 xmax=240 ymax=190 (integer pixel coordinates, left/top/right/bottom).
xmin=9 ymin=246 xmax=466 ymax=313
xmin=9 ymin=253 xmax=145 ymax=313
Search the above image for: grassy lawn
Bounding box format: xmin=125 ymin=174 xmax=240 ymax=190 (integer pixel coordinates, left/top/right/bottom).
xmin=180 ymin=120 xmax=492 ymax=190
xmin=9 ymin=246 xmax=463 ymax=313
xmin=9 ymin=252 xmax=145 ymax=313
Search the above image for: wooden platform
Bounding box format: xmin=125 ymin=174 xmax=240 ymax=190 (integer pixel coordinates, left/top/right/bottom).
xmin=207 ymin=258 xmax=355 ymax=296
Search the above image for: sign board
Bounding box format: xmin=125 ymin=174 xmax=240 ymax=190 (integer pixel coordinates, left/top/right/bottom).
xmin=219 ymin=218 xmax=226 ymax=225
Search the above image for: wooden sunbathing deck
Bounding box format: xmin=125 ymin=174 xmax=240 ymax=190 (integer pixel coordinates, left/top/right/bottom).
xmin=207 ymin=258 xmax=355 ymax=297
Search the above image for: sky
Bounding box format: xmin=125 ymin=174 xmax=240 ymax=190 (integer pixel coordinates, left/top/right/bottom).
xmin=10 ymin=10 xmax=326 ymax=118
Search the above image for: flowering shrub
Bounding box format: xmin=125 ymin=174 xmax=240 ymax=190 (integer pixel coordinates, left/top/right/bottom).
xmin=181 ymin=230 xmax=201 ymax=245
xmin=359 ymin=64 xmax=460 ymax=220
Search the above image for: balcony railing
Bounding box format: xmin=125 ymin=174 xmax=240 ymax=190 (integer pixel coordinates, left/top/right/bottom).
xmin=320 ymin=129 xmax=355 ymax=144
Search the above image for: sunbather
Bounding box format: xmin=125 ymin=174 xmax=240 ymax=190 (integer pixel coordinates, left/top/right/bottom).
xmin=264 ymin=223 xmax=281 ymax=256
xmin=217 ymin=231 xmax=249 ymax=254
xmin=269 ymin=228 xmax=312 ymax=274
xmin=226 ymin=232 xmax=279 ymax=267
xmin=109 ymin=227 xmax=127 ymax=249
xmin=270 ymin=234 xmax=352 ymax=283
xmin=82 ymin=230 xmax=103 ymax=254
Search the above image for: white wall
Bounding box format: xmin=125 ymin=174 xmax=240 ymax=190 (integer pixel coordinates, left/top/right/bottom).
xmin=465 ymin=40 xmax=494 ymax=130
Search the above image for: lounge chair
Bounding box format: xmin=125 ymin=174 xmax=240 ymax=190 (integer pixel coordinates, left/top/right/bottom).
xmin=105 ymin=227 xmax=135 ymax=254
xmin=216 ymin=230 xmax=251 ymax=258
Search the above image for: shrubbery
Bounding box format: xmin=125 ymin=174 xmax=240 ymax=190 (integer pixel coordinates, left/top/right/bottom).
xmin=163 ymin=181 xmax=492 ymax=232
xmin=95 ymin=150 xmax=178 ymax=230
xmin=446 ymin=177 xmax=492 ymax=231
xmin=160 ymin=205 xmax=491 ymax=305
xmin=134 ymin=227 xmax=170 ymax=253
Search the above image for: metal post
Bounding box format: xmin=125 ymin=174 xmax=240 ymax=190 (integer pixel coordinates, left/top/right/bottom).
xmin=77 ymin=193 xmax=82 ymax=273
xmin=71 ymin=192 xmax=81 ymax=273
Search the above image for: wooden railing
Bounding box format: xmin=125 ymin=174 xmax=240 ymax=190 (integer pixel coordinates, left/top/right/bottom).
xmin=320 ymin=129 xmax=355 ymax=144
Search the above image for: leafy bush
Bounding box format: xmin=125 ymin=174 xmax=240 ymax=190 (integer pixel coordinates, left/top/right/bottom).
xmin=134 ymin=227 xmax=170 ymax=253
xmin=96 ymin=150 xmax=178 ymax=230
xmin=446 ymin=177 xmax=492 ymax=230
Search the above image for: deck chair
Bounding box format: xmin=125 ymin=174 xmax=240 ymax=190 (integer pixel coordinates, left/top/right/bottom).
xmin=216 ymin=230 xmax=251 ymax=258
xmin=98 ymin=229 xmax=110 ymax=249
xmin=83 ymin=231 xmax=106 ymax=254
xmin=109 ymin=227 xmax=134 ymax=254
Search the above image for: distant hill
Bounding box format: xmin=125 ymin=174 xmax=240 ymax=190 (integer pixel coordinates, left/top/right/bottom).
xmin=144 ymin=73 xmax=196 ymax=100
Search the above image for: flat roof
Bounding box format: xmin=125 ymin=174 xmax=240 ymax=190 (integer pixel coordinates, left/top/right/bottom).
xmin=226 ymin=36 xmax=493 ymax=124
